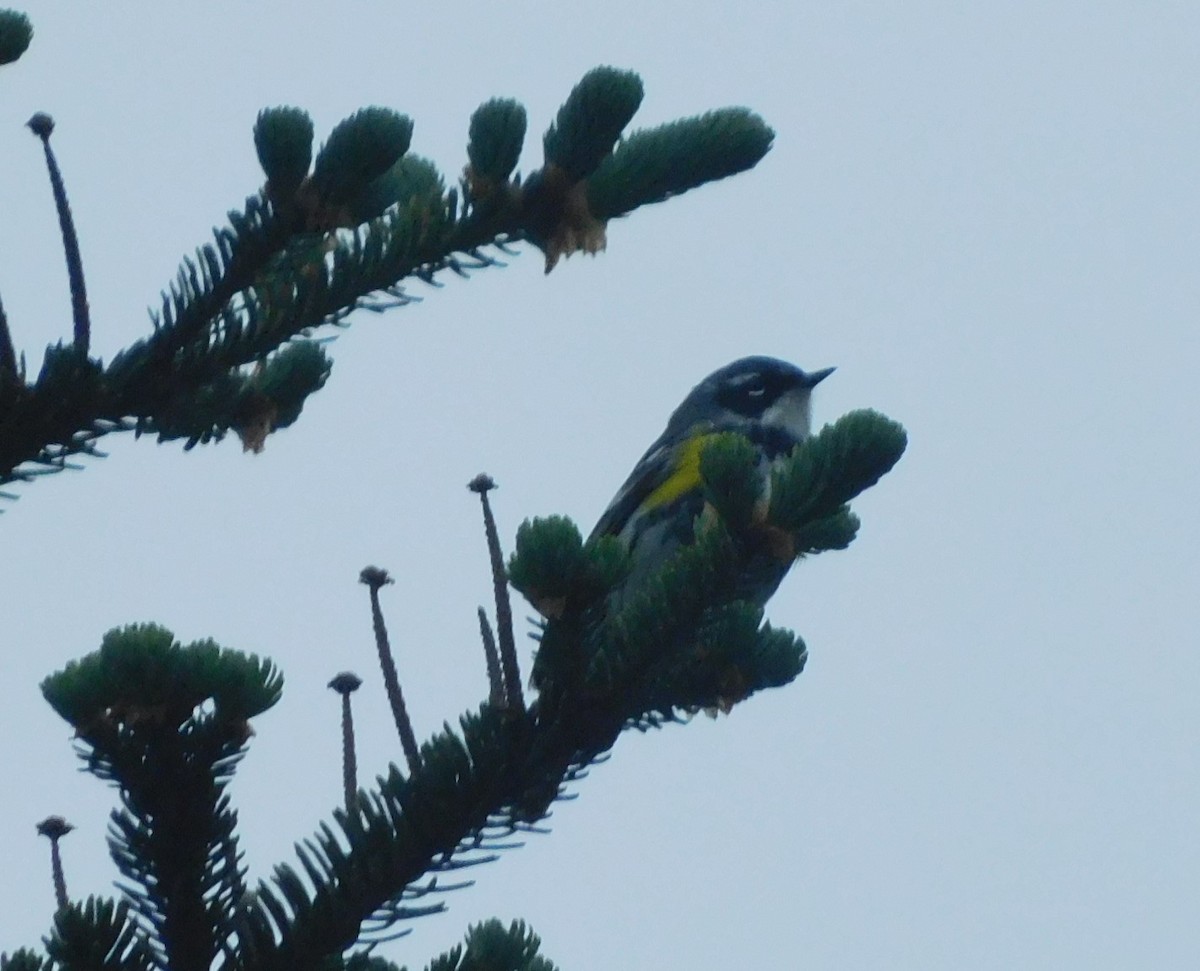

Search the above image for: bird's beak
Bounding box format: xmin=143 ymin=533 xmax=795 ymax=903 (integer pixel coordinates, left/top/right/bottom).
xmin=805 ymin=366 xmax=836 ymax=387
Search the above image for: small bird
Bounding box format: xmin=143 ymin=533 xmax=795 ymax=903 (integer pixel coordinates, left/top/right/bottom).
xmin=590 ymin=355 xmax=834 ymax=607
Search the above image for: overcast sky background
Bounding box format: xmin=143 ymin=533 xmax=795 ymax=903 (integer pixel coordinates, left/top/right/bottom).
xmin=2 ymin=3 xmax=1197 ymax=968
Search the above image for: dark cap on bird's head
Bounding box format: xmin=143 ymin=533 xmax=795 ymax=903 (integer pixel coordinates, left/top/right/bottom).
xmin=666 ymin=355 xmax=835 ymax=437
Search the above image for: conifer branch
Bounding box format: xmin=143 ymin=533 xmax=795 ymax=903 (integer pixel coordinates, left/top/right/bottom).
xmin=29 ymin=414 xmax=905 ymax=968
xmin=44 ymin=898 xmax=156 ymax=971
xmin=35 ymin=816 xmax=72 ymax=911
xmin=476 ymin=607 xmax=506 ymax=708
xmin=27 ymin=114 xmax=91 ymax=356
xmin=0 ymin=68 xmax=775 ymax=499
xmin=425 ymin=918 xmax=559 ymax=971
xmin=40 ymin=624 xmax=282 ymax=971
xmin=468 ymin=475 xmax=523 ymax=711
xmin=0 ymin=10 xmax=32 ymax=66
xmin=359 ymin=566 xmax=422 ymax=773
xmin=329 ymin=672 xmax=363 ymax=813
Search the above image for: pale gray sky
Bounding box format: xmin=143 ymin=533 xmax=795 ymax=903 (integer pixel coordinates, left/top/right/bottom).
xmin=2 ymin=3 xmax=1197 ymax=968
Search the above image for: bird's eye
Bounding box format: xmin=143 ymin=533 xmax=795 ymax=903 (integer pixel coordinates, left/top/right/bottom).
xmin=718 ymin=371 xmax=774 ymax=415
xmin=745 ymin=379 xmax=767 ymax=398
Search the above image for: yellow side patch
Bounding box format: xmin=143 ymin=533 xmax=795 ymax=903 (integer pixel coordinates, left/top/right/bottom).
xmin=642 ymin=433 xmax=721 ymax=512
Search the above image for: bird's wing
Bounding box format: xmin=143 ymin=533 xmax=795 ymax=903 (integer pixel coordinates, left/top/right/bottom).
xmin=587 ymin=435 xmax=680 ymax=542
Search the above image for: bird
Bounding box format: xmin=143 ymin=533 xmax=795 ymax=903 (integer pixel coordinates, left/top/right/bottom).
xmin=589 ymin=355 xmax=834 ymax=608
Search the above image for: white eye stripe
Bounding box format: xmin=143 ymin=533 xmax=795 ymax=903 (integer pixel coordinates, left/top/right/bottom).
xmin=725 ymin=371 xmax=765 ymax=389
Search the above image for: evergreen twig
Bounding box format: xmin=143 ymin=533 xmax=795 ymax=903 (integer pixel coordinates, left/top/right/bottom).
xmin=26 ymin=115 xmax=90 ymax=356
xmin=328 ymin=671 xmax=363 ymax=812
xmin=468 ymin=475 xmax=523 ymax=711
xmin=0 ymin=75 xmax=775 ymax=494
xmin=359 ymin=566 xmax=421 ymax=773
xmin=476 ymin=607 xmax=506 ymax=708
xmin=35 ymin=816 xmax=73 ymax=911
